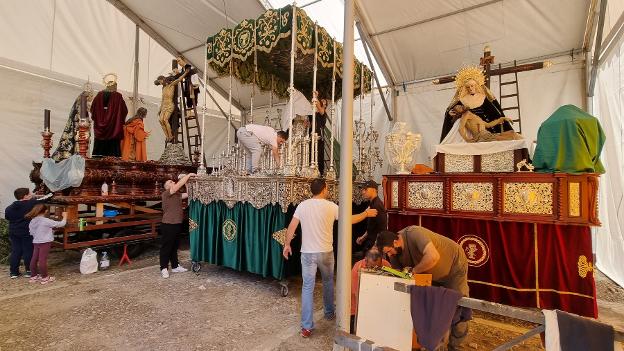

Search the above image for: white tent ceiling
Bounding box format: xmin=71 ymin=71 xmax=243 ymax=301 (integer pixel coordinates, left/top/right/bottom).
xmin=356 ymin=0 xmax=591 ymax=85
xmin=108 ymin=0 xmax=269 ymax=112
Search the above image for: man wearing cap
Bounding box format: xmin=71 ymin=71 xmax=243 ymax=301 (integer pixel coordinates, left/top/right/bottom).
xmin=355 ymin=180 xmax=387 ymax=252
xmin=377 ymin=226 xmax=468 ymax=296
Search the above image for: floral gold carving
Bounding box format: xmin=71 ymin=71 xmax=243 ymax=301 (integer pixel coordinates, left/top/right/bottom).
xmin=452 ymin=182 xmax=493 ymax=212
xmin=503 ymin=182 xmax=553 ymax=215
xmin=569 ymin=182 xmax=581 ymax=217
xmin=408 ymin=182 xmax=443 ymax=209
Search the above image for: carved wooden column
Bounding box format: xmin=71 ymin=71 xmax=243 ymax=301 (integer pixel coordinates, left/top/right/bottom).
xmin=41 ymin=131 xmax=54 ymax=159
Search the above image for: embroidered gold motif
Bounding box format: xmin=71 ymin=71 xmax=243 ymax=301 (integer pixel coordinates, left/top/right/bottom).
xmin=458 ymin=235 xmax=490 ymax=267
xmin=272 ymin=228 xmax=288 ymax=246
xmin=577 ymin=255 xmax=593 ymax=278
xmin=189 ymin=218 xmax=198 ymax=232
xmin=223 ymin=219 xmax=237 ymax=242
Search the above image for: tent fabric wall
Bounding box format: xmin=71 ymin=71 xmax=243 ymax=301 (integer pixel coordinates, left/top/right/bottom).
xmin=0 ymin=0 xmax=173 ymax=99
xmin=593 ymin=37 xmax=624 ymax=288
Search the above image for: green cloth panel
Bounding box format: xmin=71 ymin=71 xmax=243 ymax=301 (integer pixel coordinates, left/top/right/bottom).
xmin=533 ymin=105 xmax=606 ymax=174
xmin=189 ymin=200 xmax=298 ymax=280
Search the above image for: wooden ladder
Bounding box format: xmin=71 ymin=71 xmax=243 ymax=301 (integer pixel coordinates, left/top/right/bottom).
xmin=498 ymin=60 xmax=523 ymax=134
xmin=182 ymin=103 xmax=205 ymax=165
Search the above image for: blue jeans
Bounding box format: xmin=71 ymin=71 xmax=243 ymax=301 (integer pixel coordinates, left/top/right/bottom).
xmin=300 ymin=251 xmax=335 ymax=330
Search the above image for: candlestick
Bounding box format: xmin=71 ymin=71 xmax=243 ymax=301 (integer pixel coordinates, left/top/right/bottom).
xmin=44 ymin=109 xmax=51 ymax=131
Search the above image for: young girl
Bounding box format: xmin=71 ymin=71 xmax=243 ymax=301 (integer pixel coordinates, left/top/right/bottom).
xmin=25 ymin=204 xmax=67 ymax=284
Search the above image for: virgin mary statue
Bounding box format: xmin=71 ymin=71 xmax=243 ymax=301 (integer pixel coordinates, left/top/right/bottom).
xmin=439 ymin=66 xmax=514 ymax=142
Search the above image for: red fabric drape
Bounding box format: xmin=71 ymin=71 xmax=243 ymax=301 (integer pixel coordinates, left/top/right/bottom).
xmin=389 ymin=214 xmax=597 ymax=317
xmin=90 ymin=91 xmax=128 ymax=140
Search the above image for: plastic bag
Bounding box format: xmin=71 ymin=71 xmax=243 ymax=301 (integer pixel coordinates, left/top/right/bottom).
xmin=80 ymin=248 xmax=98 ymax=274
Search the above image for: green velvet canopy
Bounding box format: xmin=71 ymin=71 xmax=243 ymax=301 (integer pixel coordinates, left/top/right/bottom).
xmin=206 ymin=5 xmax=372 ymax=101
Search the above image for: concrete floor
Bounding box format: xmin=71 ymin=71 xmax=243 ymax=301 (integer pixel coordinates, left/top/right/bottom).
xmin=0 ymin=245 xmax=622 ymax=351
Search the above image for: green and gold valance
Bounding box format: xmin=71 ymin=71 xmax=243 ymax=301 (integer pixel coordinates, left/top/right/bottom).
xmin=206 ymin=5 xmax=372 ymax=101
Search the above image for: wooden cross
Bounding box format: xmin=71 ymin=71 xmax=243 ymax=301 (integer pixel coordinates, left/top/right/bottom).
xmin=480 ymin=47 xmax=496 ymax=88
xmin=433 ymin=47 xmax=549 ymax=86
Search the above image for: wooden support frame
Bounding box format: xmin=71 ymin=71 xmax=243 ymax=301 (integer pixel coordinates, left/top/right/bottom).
xmin=49 ymin=200 xmax=162 ymax=250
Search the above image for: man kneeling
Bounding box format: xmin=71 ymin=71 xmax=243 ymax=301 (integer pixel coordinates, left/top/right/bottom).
xmin=377 ymin=226 xmax=470 ymax=349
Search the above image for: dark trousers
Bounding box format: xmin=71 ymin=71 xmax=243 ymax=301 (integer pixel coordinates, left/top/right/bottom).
xmin=160 ymin=223 xmax=182 ymax=270
xmin=30 ymin=242 xmax=52 ymax=278
xmin=9 ymin=235 xmax=34 ymax=275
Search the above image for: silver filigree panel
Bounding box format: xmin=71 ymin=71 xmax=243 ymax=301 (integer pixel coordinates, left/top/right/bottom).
xmin=481 ymin=151 xmax=514 ymax=172
xmin=391 ymin=181 xmax=399 ymax=208
xmin=444 ymin=154 xmax=474 ymax=173
xmin=407 ymin=182 xmax=443 ymax=209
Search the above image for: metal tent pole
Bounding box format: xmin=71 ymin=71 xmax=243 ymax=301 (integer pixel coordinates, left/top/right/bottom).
xmin=132 ymin=24 xmax=140 ymax=115
xmin=336 ymin=0 xmax=355 ymax=335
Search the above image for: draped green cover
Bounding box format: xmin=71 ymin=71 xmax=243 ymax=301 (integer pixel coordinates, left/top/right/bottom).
xmin=206 ymin=5 xmax=372 ymax=101
xmin=189 ymin=200 xmax=292 ymax=280
xmin=533 ymin=105 xmax=606 ymax=174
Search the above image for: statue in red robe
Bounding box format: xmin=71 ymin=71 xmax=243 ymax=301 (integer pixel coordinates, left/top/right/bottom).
xmin=90 ymin=74 xmax=128 ymax=157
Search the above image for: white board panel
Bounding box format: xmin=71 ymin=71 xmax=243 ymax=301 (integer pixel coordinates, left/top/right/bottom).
xmin=356 ymin=272 xmax=415 ymax=351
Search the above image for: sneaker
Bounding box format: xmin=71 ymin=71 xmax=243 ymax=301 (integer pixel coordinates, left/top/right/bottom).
xmin=24 ymin=271 xmax=32 ymax=278
xmin=300 ymin=328 xmax=312 ymax=338
xmin=29 ymin=275 xmax=41 ymax=283
xmin=171 ymin=266 xmax=188 ymax=273
xmin=9 ymin=273 xmax=19 ymax=279
xmin=161 ymin=268 xmax=170 ymax=278
xmin=40 ymin=276 xmax=55 ymax=285
xmin=324 ymin=312 xmax=336 ymax=321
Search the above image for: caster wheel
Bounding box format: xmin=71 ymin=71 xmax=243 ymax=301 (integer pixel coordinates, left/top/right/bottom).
xmin=280 ymin=285 xmax=289 ymax=297
xmin=191 ymin=262 xmax=201 ymax=273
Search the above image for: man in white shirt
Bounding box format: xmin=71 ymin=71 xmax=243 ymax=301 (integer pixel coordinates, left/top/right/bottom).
xmin=282 ymin=178 xmax=378 ymax=338
xmin=236 ymin=124 xmax=288 ymax=173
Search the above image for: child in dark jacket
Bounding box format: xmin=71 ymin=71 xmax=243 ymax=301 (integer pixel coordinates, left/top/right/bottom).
xmin=4 ymin=188 xmax=51 ymax=278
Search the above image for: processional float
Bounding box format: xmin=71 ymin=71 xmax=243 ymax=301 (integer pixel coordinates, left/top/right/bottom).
xmin=188 ymin=4 xmax=379 ymax=286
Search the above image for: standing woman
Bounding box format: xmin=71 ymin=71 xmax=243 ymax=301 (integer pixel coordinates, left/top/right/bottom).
xmin=160 ymin=173 xmax=196 ymax=278
xmin=26 ymin=204 xmax=67 ymax=284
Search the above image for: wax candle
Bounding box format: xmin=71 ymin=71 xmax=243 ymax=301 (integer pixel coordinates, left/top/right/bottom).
xmin=44 ymin=109 xmax=50 ymax=131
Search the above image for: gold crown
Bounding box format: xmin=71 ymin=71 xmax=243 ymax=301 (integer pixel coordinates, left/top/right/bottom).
xmin=454 ymin=65 xmax=485 ymax=90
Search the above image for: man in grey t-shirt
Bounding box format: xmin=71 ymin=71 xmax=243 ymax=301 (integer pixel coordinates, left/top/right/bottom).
xmin=377 ymin=226 xmax=468 ymax=296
